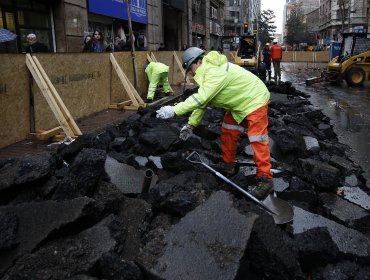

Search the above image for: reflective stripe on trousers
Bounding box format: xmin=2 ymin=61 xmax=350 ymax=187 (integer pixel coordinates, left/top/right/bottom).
xmin=147 ymin=72 xmax=170 ymax=99
xmin=221 ymin=104 xmax=272 ymax=179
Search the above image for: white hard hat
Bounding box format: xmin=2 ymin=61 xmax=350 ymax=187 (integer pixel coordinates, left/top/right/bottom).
xmin=181 ymin=47 xmax=204 ymax=72
xmin=273 ymin=38 xmax=278 ymax=43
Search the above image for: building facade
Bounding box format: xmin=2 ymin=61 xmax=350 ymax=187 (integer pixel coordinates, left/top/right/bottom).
xmin=283 ymin=0 xmax=320 ymax=41
xmin=0 ymin=0 xmax=260 ymax=53
xmin=319 ymin=0 xmax=369 ymax=45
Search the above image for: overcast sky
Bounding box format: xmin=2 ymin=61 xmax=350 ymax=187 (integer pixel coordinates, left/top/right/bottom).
xmin=261 ymin=0 xmax=286 ymax=34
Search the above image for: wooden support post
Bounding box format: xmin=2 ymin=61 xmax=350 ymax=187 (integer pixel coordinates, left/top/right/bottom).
xmin=146 ymin=53 xmax=153 ymax=63
xmin=150 ymin=52 xmax=157 ymax=62
xmin=173 ymin=51 xmax=193 ymax=85
xmin=32 ymin=56 xmax=82 ymax=136
xmin=28 ymin=126 xmax=63 ymax=141
xmin=26 ymin=54 xmax=76 ymax=139
xmin=110 ymin=53 xmax=141 ymax=107
xmin=108 ymin=100 xmax=133 ymax=109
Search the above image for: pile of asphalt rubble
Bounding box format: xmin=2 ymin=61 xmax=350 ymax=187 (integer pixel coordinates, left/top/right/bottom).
xmin=1 ymin=80 xmax=370 ymax=280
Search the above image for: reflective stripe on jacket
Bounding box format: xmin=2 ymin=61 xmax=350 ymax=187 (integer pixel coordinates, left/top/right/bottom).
xmin=145 ymin=62 xmax=169 ymax=80
xmin=270 ymin=44 xmax=282 ymax=60
xmin=173 ymin=51 xmax=270 ymax=127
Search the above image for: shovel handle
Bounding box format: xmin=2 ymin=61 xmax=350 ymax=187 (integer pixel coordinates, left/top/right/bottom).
xmin=185 ymin=151 xmax=277 ymax=216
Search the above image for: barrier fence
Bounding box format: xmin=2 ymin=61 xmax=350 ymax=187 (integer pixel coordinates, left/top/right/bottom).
xmin=0 ymin=50 xmax=329 ymax=149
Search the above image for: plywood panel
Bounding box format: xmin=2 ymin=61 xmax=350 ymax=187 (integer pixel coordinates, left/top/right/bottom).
xmin=316 ymin=51 xmax=329 ymax=62
xmin=282 ymin=52 xmax=293 ymax=62
xmin=152 ymin=51 xmax=185 ymax=86
xmin=0 ymin=55 xmax=30 ymax=149
xmin=33 ymin=53 xmax=111 ymax=131
xmin=110 ymin=52 xmax=148 ymax=104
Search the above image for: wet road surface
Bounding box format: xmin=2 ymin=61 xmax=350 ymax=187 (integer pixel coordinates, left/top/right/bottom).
xmin=280 ymin=62 xmax=370 ymax=187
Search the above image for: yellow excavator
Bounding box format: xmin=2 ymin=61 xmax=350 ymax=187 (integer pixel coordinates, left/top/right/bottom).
xmin=222 ymin=35 xmax=265 ymax=77
xmin=306 ymin=32 xmax=370 ymax=87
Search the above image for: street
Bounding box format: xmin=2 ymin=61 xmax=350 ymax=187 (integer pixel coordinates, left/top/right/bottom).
xmin=281 ymin=62 xmax=370 ymax=186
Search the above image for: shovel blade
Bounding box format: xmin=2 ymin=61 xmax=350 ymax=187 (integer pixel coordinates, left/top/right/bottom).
xmin=262 ymin=194 xmax=294 ymax=224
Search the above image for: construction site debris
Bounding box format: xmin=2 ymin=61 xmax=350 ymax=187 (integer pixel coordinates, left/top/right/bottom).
xmin=0 ymin=81 xmax=369 ymax=279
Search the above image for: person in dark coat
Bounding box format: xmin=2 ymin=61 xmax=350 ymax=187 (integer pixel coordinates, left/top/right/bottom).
xmin=25 ymin=33 xmax=49 ymax=53
xmin=158 ymin=43 xmax=167 ymax=51
xmin=262 ymin=43 xmax=271 ymax=79
xmin=82 ymin=35 xmax=93 ymax=52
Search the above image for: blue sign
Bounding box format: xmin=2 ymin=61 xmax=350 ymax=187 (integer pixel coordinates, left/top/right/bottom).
xmin=330 ymin=42 xmax=341 ymax=61
xmin=88 ymin=0 xmax=147 ymax=24
xmin=354 ymin=26 xmax=365 ymax=33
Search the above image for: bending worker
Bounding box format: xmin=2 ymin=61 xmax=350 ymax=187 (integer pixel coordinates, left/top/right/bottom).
xmin=156 ymin=47 xmax=274 ymax=200
xmin=145 ymin=62 xmax=171 ymax=103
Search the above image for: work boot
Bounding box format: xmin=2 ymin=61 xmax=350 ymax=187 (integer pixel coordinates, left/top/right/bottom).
xmin=248 ymin=176 xmax=274 ymax=200
xmin=210 ymin=161 xmax=236 ymax=176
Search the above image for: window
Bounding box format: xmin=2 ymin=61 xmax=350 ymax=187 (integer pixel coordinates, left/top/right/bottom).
xmin=17 ymin=10 xmax=49 ymax=27
xmin=229 ymin=0 xmax=240 ymax=5
xmin=210 ymin=7 xmax=217 ymax=19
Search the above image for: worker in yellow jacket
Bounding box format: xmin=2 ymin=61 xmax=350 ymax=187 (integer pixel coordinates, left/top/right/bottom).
xmin=145 ymin=62 xmax=170 ymax=102
xmin=156 ymin=47 xmax=273 ymax=200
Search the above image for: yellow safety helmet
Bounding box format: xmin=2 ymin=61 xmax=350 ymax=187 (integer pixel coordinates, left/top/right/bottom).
xmin=265 ymin=43 xmax=270 ymax=46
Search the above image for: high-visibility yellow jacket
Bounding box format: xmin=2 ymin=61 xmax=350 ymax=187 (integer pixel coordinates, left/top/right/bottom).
xmin=145 ymin=62 xmax=169 ymax=80
xmin=173 ymin=51 xmax=270 ymax=127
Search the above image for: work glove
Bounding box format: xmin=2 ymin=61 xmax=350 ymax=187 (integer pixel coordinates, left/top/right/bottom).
xmin=156 ymin=106 xmax=175 ymax=119
xmin=179 ymin=124 xmax=194 ymax=141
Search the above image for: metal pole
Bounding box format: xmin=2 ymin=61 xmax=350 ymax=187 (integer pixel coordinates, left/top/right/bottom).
xmin=125 ymin=0 xmax=138 ymax=89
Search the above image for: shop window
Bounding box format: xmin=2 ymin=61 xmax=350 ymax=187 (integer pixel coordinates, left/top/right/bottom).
xmin=0 ymin=0 xmax=12 ymax=5
xmin=17 ymin=0 xmax=32 ymax=9
xmin=19 ymin=28 xmax=49 ymax=52
xmin=0 ymin=8 xmax=3 ymax=28
xmin=5 ymin=12 xmax=15 ymax=30
xmin=32 ymin=2 xmax=47 ymax=11
xmin=17 ymin=10 xmax=49 ymax=28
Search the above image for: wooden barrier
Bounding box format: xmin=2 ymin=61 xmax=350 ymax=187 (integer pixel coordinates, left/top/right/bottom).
xmin=0 ymin=54 xmax=30 ymax=148
xmin=280 ymin=51 xmax=329 ymax=62
xmin=0 ymin=50 xmax=330 ymax=149
xmin=222 ymin=50 xmax=328 ymax=62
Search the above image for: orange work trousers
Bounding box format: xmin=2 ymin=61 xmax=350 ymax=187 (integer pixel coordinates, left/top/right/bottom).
xmin=221 ymin=103 xmax=272 ymax=179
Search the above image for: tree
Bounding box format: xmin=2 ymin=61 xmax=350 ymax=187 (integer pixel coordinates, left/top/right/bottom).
xmin=337 ymin=0 xmax=350 ymax=33
xmin=285 ymin=6 xmax=305 ymax=47
xmin=258 ymin=9 xmax=277 ymax=45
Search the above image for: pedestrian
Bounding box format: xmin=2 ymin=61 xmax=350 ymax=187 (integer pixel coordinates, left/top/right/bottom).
xmin=270 ymin=38 xmax=282 ymax=82
xmin=156 ymin=47 xmax=274 ymax=200
xmin=123 ymin=33 xmax=135 ymax=51
xmin=262 ymin=42 xmax=272 ymax=80
xmin=145 ymin=62 xmax=171 ymax=103
xmin=91 ymin=30 xmax=108 ymax=53
xmin=82 ymin=35 xmax=92 ymax=52
xmin=136 ymin=32 xmax=147 ymax=51
xmin=115 ymin=23 xmax=126 ymax=46
xmin=158 ymin=43 xmax=167 ymax=51
xmin=25 ymin=33 xmax=49 ymax=53
xmin=113 ymin=36 xmax=125 ymax=51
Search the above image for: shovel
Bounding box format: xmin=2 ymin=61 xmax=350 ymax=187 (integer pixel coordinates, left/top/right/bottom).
xmin=186 ymin=151 xmax=294 ymax=224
